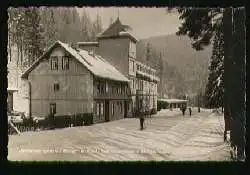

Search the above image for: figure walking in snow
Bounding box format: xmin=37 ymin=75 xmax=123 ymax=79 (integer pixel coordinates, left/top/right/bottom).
xmin=139 ymin=113 xmax=145 ymax=130
xmin=138 ymin=103 xmax=145 ymax=130
xmin=189 ymin=107 xmax=192 ymax=116
xmin=181 ymin=106 xmax=186 ymax=116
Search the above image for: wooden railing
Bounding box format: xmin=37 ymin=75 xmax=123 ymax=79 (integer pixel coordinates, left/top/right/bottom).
xmin=93 ymin=90 xmax=131 ymax=100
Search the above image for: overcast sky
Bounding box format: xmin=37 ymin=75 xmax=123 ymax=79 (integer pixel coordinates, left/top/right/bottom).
xmin=77 ymin=7 xmax=181 ymax=39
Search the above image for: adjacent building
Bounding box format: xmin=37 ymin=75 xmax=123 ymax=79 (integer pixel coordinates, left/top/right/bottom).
xmin=21 ymin=41 xmax=130 ymax=123
xmin=78 ymin=18 xmax=159 ymax=116
xmin=7 ymin=87 xmax=18 ymax=112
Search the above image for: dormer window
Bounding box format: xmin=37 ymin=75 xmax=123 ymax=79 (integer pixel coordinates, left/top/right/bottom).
xmin=62 ymin=56 xmax=69 ymax=70
xmin=51 ymin=56 xmax=58 ymax=70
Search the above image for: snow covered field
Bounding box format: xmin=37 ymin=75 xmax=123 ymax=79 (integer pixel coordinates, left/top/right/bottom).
xmin=8 ymin=109 xmax=231 ymax=161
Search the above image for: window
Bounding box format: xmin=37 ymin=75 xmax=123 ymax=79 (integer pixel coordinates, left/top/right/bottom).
xmin=100 ymin=103 xmax=104 ymax=115
xmin=100 ymin=83 xmax=105 ymax=94
xmin=62 ymin=56 xmax=69 ymax=70
xmin=51 ymin=56 xmax=58 ymax=70
xmin=97 ymin=83 xmax=100 ymax=94
xmin=117 ymin=86 xmax=120 ymax=94
xmin=132 ymin=61 xmax=135 ymax=72
xmin=106 ymin=81 xmax=109 ymax=93
xmin=54 ymin=82 xmax=60 ymax=91
xmin=129 ymin=42 xmax=136 ymax=58
xmin=120 ymin=85 xmax=122 ymax=94
xmin=111 ymin=103 xmax=115 ymax=115
xmin=96 ymin=103 xmax=100 ymax=116
xmin=139 ymin=80 xmax=143 ymax=91
xmin=97 ymin=81 xmax=105 ymax=94
xmin=49 ymin=103 xmax=56 ymax=115
xmin=120 ymin=102 xmax=123 ymax=113
xmin=117 ymin=102 xmax=122 ymax=113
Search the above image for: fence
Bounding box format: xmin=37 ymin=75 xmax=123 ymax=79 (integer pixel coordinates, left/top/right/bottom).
xmin=8 ymin=113 xmax=93 ymax=135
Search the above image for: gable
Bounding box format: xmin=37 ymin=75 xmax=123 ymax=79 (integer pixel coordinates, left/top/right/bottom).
xmin=27 ymin=46 xmax=90 ymax=77
xmin=22 ymin=41 xmax=129 ymax=82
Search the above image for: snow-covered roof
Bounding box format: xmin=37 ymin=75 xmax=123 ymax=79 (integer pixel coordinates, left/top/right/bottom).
xmin=21 ymin=41 xmax=129 ymax=82
xmin=136 ymin=70 xmax=160 ymax=82
xmin=77 ymin=42 xmax=99 ymax=46
xmin=119 ymin=31 xmax=138 ymax=42
xmin=97 ymin=18 xmax=138 ymax=42
xmin=158 ymin=98 xmax=188 ymax=103
xmin=7 ymin=87 xmax=18 ymax=92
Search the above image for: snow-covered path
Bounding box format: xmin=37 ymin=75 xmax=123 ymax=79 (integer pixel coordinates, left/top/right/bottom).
xmin=8 ymin=109 xmax=231 ymax=161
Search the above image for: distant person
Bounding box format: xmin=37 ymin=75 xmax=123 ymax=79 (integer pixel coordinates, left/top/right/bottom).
xmin=189 ymin=107 xmax=192 ymax=116
xmin=182 ymin=105 xmax=186 ymax=116
xmin=139 ymin=108 xmax=145 ymax=130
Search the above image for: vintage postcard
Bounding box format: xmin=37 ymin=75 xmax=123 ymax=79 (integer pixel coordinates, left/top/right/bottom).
xmin=7 ymin=7 xmax=245 ymax=161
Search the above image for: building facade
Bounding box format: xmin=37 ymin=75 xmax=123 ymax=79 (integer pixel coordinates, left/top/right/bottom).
xmin=7 ymin=88 xmax=18 ymax=112
xmin=21 ymin=41 xmax=130 ymax=123
xmin=78 ymin=18 xmax=159 ymax=116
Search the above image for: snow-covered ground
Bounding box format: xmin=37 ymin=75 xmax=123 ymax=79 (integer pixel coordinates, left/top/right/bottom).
xmin=8 ymin=109 xmax=231 ymax=161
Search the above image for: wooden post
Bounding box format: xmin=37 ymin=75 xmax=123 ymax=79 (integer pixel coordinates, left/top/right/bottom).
xmin=28 ymin=81 xmax=32 ymax=119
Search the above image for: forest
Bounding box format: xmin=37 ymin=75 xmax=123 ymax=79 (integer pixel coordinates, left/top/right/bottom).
xmin=8 ymin=7 xmax=103 ymax=69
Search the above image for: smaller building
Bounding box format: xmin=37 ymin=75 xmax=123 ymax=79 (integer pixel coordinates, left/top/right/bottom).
xmin=7 ymin=87 xmax=18 ymax=112
xmin=21 ymin=41 xmax=130 ymax=123
xmin=157 ymin=98 xmax=188 ymax=111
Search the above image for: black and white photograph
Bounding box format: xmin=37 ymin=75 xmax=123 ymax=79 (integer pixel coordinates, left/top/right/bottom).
xmin=6 ymin=7 xmax=246 ymax=161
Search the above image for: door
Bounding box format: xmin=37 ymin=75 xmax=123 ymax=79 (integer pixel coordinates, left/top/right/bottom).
xmin=49 ymin=103 xmax=56 ymax=115
xmin=105 ymin=100 xmax=110 ymax=121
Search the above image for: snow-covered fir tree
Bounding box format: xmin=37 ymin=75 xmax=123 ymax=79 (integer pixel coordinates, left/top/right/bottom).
xmin=91 ymin=13 xmax=103 ymax=41
xmin=23 ymin=7 xmax=45 ymax=67
xmin=39 ymin=7 xmax=58 ymax=49
xmin=204 ymin=23 xmax=224 ymax=109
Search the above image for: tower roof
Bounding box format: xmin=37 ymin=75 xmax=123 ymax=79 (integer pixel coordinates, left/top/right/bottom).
xmin=97 ymin=18 xmax=137 ymax=42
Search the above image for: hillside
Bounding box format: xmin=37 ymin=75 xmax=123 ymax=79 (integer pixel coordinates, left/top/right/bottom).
xmin=137 ymin=34 xmax=212 ymax=98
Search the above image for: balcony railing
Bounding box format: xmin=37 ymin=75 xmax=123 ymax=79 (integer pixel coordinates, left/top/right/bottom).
xmin=93 ymin=90 xmax=131 ymax=100
xmin=136 ymin=70 xmax=160 ymax=83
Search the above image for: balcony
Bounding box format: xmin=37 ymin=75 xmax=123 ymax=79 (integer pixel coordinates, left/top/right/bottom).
xmin=136 ymin=70 xmax=160 ymax=83
xmin=93 ymin=89 xmax=131 ymax=100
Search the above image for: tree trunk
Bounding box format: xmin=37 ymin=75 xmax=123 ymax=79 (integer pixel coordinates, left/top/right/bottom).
xmin=8 ymin=31 xmax=12 ymax=62
xmin=231 ymin=7 xmax=246 ymax=161
xmin=223 ymin=7 xmax=233 ymax=141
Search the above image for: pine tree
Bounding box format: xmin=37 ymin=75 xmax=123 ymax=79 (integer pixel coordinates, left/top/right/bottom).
xmin=177 ymin=7 xmax=246 ymax=160
xmin=22 ymin=7 xmax=45 ymax=67
xmin=205 ymin=23 xmax=224 ymax=109
xmin=158 ymin=52 xmax=164 ymax=98
xmin=109 ymin=16 xmax=114 ymax=25
xmin=60 ymin=8 xmax=71 ymax=42
xmin=70 ymin=8 xmax=82 ymax=44
xmin=39 ymin=8 xmax=58 ymax=49
xmin=80 ymin=9 xmax=92 ymax=42
xmin=8 ymin=7 xmax=26 ymax=67
xmin=91 ymin=13 xmax=103 ymax=41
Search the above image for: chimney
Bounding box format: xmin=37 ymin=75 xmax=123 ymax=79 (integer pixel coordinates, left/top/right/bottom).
xmin=69 ymin=42 xmax=77 ymax=50
xmin=88 ymin=49 xmax=95 ymax=57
